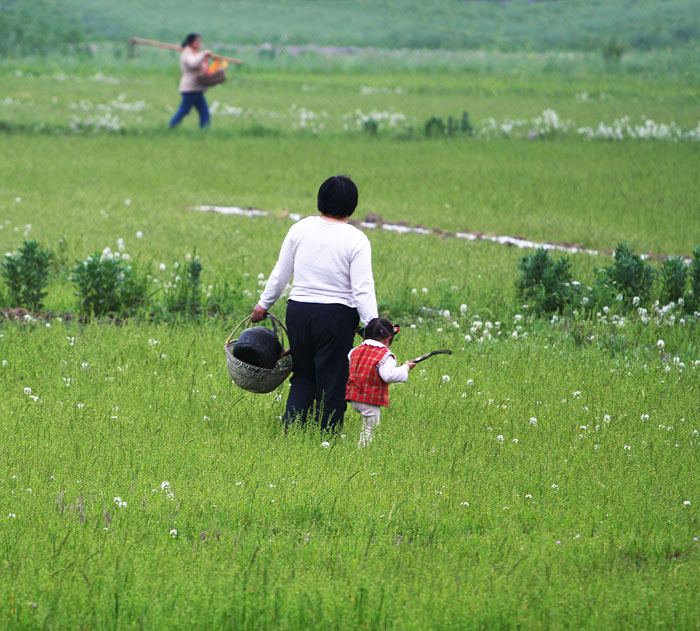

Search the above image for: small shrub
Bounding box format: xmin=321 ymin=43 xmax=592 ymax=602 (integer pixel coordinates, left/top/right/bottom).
xmin=602 ymin=37 xmax=625 ymax=62
xmin=517 ymin=248 xmax=575 ymax=314
xmin=205 ymin=278 xmax=242 ymax=316
xmin=71 ymin=253 xmax=147 ymax=316
xmin=447 ymin=116 xmax=460 ymax=136
xmin=685 ymin=245 xmax=700 ymax=312
xmin=425 ymin=116 xmax=446 ymax=137
xmin=163 ymin=257 xmax=204 ymax=317
xmin=461 ymin=111 xmax=474 ymax=136
xmin=425 ymin=112 xmax=473 ymax=138
xmin=1 ymin=239 xmax=53 ymax=310
xmin=594 ymin=243 xmax=654 ymax=310
xmin=659 ymin=257 xmax=687 ymax=306
xmin=362 ymin=119 xmax=379 ymax=136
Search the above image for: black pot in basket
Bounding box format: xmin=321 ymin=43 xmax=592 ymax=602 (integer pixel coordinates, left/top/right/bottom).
xmin=233 ymin=326 xmax=283 ymax=370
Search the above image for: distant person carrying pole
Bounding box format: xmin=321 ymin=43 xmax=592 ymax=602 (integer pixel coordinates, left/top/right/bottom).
xmin=128 ymin=36 xmax=243 ymax=129
xmin=169 ymin=33 xmax=215 ymax=129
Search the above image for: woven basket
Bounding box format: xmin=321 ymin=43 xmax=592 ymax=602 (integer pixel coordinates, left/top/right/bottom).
xmin=197 ymin=69 xmax=226 ymax=88
xmin=224 ymin=314 xmax=292 ymax=394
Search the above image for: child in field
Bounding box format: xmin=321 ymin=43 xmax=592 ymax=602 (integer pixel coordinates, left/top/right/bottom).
xmin=346 ymin=318 xmax=415 ymax=447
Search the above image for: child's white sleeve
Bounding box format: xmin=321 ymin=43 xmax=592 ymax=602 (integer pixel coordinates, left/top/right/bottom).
xmin=377 ymin=354 xmax=409 ymax=383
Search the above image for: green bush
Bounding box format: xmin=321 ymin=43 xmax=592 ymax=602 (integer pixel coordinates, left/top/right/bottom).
xmin=659 ymin=256 xmax=687 ymax=305
xmin=1 ymin=239 xmax=53 ymax=310
xmin=602 ymin=37 xmax=625 ymax=61
xmin=424 ymin=112 xmax=473 ymax=138
xmin=593 ymin=242 xmax=654 ymax=310
xmin=71 ymin=253 xmax=147 ymax=316
xmin=424 ymin=116 xmax=446 ymax=137
xmin=685 ymin=245 xmax=700 ymax=312
xmin=517 ymin=248 xmax=575 ymax=315
xmin=205 ymin=278 xmax=242 ymax=317
xmin=362 ymin=119 xmax=379 ymax=136
xmin=163 ymin=257 xmax=204 ymax=317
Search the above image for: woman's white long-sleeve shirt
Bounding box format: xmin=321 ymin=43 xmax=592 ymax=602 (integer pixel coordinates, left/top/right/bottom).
xmin=258 ymin=216 xmax=378 ymax=325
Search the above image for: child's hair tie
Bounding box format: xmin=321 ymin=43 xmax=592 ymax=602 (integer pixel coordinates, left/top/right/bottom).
xmin=363 ymin=317 xmax=402 ymax=341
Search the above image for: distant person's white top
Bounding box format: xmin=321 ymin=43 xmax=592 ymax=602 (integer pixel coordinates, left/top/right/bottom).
xmin=178 ymin=47 xmax=207 ymax=93
xmin=258 ymin=216 xmax=378 ymax=325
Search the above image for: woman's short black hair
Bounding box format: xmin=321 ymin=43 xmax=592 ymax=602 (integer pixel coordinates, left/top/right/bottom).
xmin=363 ymin=318 xmax=399 ymax=342
xmin=182 ymin=33 xmax=200 ymax=47
xmin=317 ymin=175 xmax=358 ymax=218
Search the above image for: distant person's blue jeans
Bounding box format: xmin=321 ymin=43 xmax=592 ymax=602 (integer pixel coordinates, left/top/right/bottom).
xmin=169 ymin=92 xmax=210 ymax=128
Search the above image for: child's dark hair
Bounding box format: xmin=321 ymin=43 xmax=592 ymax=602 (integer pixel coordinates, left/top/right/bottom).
xmin=182 ymin=33 xmax=200 ymax=47
xmin=362 ymin=317 xmax=400 ymax=341
xmin=317 ymin=175 xmax=358 ymax=218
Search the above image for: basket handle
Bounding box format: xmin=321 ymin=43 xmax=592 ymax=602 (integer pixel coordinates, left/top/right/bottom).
xmin=225 ymin=315 xmax=253 ymax=346
xmin=225 ymin=312 xmax=289 ymax=348
xmin=264 ymin=312 xmax=289 ymax=349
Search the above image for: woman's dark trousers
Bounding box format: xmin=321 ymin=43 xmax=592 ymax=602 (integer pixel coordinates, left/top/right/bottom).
xmin=169 ymin=92 xmax=210 ymax=128
xmin=284 ymin=300 xmax=359 ymax=431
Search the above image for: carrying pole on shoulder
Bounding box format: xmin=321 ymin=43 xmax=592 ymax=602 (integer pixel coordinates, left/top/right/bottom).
xmin=128 ymin=37 xmax=245 ymax=65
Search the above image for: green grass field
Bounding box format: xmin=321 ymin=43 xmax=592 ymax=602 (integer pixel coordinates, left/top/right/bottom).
xmin=2 ymin=318 xmax=699 ymax=629
xmin=1 ymin=10 xmax=700 ymax=628
xmin=3 ymin=0 xmax=700 ymax=52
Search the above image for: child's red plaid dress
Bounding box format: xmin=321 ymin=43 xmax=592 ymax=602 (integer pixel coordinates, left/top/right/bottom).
xmin=346 ymin=344 xmax=393 ymax=407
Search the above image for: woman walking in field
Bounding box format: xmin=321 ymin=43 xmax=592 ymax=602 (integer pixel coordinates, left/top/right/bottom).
xmin=169 ymin=33 xmax=212 ymax=129
xmin=251 ymin=175 xmax=378 ymax=431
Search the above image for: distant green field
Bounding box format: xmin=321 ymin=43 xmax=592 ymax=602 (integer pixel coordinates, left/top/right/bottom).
xmin=2 ymin=0 xmax=700 ymax=54
xmin=1 ymin=61 xmax=698 ymax=257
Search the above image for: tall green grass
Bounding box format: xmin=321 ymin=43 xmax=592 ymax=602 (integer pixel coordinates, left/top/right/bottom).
xmin=1 ymin=317 xmax=698 ymax=629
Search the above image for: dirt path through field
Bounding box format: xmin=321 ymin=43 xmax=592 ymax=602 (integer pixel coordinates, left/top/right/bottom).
xmin=190 ymin=205 xmax=692 ymax=263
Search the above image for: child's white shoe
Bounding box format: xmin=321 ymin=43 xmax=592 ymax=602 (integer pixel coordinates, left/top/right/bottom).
xmin=358 ymin=432 xmax=374 ymax=448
